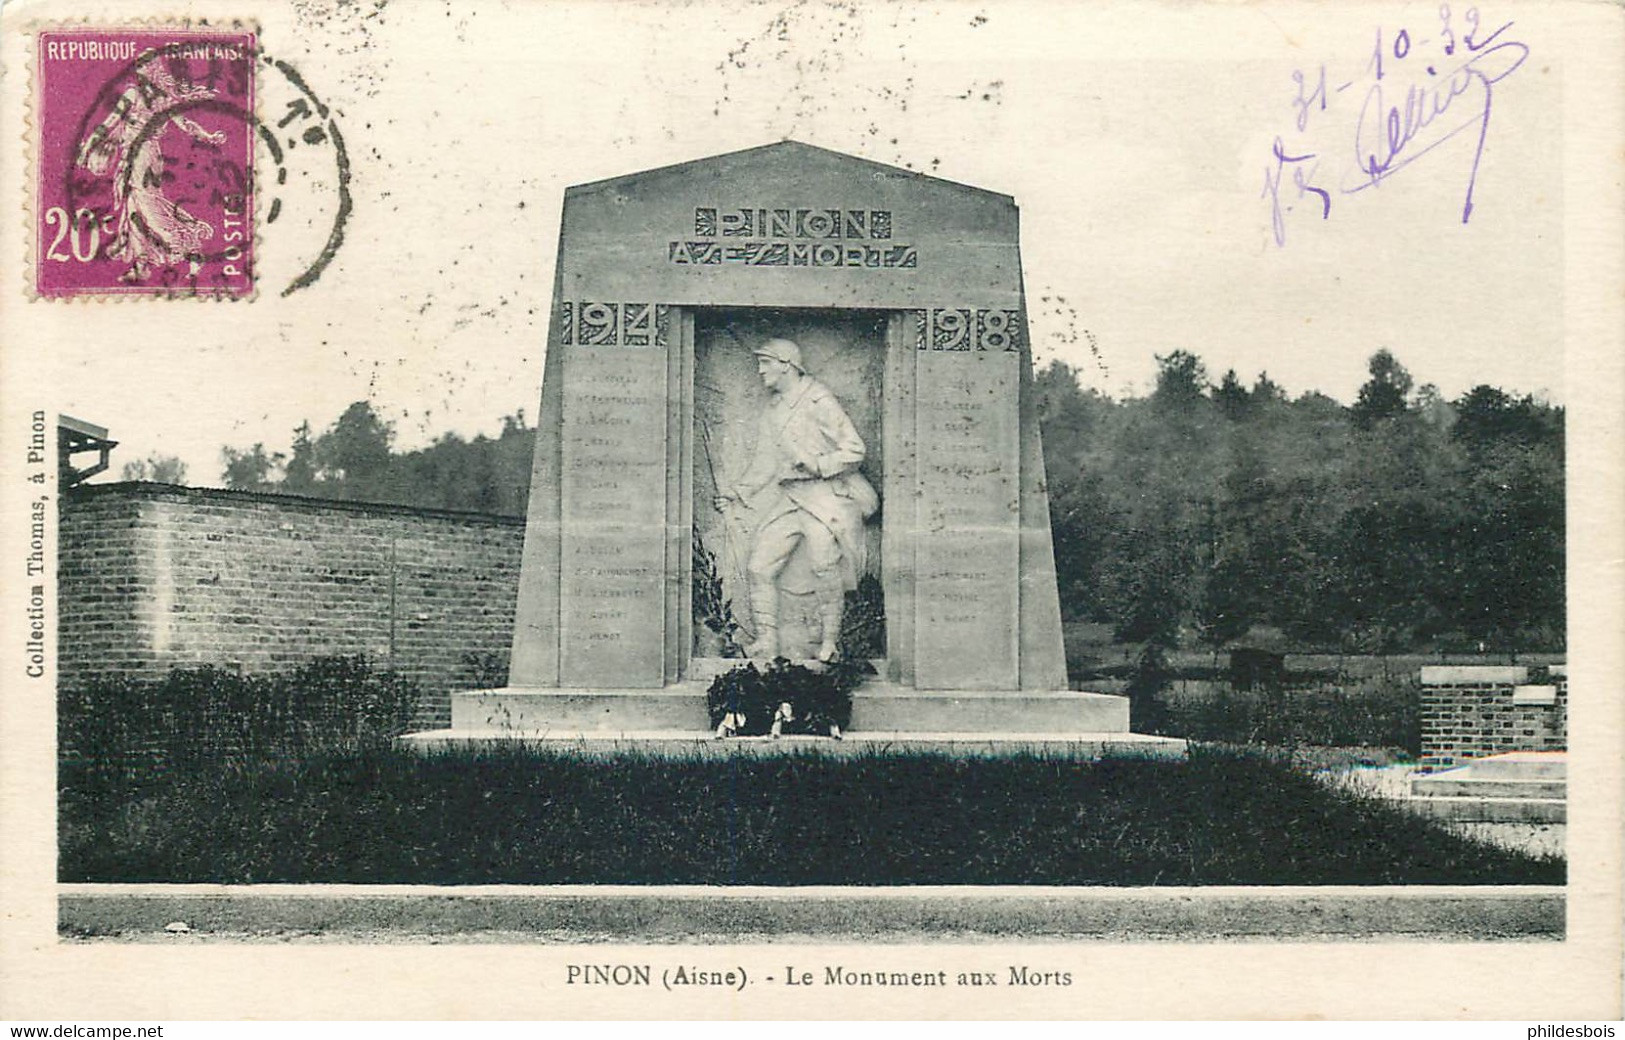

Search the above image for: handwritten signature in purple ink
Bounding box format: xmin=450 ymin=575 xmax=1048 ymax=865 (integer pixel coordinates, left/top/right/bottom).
xmin=1262 ymin=8 xmax=1532 ymax=246
xmin=1262 ymin=138 xmax=1333 ymax=247
xmin=1346 ymin=16 xmax=1529 ymax=222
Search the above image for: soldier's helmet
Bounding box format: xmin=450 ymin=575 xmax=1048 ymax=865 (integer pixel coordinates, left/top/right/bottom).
xmin=752 ymin=338 xmax=805 ymax=373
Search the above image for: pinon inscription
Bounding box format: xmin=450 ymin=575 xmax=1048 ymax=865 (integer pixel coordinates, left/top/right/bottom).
xmin=670 ymin=206 xmax=916 ymax=267
xmin=695 ymin=208 xmax=894 ymax=239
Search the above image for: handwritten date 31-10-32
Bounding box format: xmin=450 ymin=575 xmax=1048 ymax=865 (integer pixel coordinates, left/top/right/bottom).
xmin=1262 ymin=7 xmax=1530 ymax=246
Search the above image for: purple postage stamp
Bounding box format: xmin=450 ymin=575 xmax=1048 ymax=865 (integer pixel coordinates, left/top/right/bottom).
xmin=35 ymin=27 xmax=256 ymax=298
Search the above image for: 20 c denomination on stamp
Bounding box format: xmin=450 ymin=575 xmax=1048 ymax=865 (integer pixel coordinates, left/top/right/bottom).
xmin=35 ymin=27 xmax=256 ymax=298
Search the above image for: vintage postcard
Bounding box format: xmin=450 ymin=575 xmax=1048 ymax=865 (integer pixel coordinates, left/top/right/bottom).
xmin=1 ymin=0 xmax=1620 ymax=1023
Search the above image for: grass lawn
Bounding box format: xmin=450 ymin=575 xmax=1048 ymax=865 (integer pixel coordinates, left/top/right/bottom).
xmin=60 ymin=744 xmax=1563 ymax=887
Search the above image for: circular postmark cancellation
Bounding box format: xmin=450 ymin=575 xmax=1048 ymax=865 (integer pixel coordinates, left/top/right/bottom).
xmin=35 ymin=27 xmax=351 ymax=299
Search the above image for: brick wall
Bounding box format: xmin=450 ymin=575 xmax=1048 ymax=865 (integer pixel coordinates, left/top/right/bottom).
xmin=59 ymin=483 xmax=525 ymax=728
xmin=1418 ymin=664 xmax=1568 ymax=770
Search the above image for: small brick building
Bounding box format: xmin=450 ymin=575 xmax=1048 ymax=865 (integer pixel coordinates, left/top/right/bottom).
xmin=59 ymin=482 xmax=524 ymax=728
xmin=1418 ymin=664 xmax=1568 ymax=770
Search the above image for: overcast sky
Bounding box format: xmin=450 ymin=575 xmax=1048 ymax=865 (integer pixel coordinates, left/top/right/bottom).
xmin=17 ymin=0 xmax=1566 ymax=484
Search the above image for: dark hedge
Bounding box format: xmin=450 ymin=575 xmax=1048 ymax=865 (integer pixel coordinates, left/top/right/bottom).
xmin=60 ymin=744 xmax=1562 ymax=887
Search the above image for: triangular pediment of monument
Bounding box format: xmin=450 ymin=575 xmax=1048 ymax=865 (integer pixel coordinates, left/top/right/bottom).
xmin=566 ymin=140 xmax=1014 ymax=206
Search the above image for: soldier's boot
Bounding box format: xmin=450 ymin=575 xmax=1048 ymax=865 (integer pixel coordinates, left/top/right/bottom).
xmin=814 ymin=584 xmax=843 ymax=663
xmin=744 ymin=580 xmax=778 ymax=659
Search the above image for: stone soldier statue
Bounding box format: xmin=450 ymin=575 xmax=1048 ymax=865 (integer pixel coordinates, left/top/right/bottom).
xmin=715 ymin=338 xmax=879 ymax=661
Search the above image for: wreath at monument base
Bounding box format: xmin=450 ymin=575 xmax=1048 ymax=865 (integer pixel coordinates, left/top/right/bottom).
xmin=706 ymin=657 xmax=871 ymax=739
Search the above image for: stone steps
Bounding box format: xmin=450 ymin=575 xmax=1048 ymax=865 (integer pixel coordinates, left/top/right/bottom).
xmin=1410 ymin=776 xmax=1568 ymax=799
xmin=1455 ymin=751 xmax=1567 ymax=780
xmin=1403 ymin=752 xmax=1567 ymax=824
xmin=405 ymin=678 xmax=1181 ymax=757
xmin=1402 ymin=796 xmax=1567 ymax=824
xmin=446 ymin=683 xmax=1132 ymax=735
xmin=452 ymin=688 xmax=711 ymax=732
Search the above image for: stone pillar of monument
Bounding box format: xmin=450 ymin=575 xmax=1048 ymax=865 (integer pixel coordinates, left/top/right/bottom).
xmin=408 ymin=141 xmax=1174 ymax=751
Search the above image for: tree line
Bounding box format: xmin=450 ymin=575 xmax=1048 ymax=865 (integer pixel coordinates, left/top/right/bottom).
xmin=1037 ymin=349 xmax=1563 ymax=656
xmin=213 ymin=348 xmax=1564 ymax=655
xmin=218 ymin=403 xmax=534 ymax=517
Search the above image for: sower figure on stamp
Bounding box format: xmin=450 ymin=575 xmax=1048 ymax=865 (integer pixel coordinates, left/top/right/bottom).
xmin=74 ymin=60 xmax=227 ymax=283
xmin=714 ymin=338 xmax=879 ymax=662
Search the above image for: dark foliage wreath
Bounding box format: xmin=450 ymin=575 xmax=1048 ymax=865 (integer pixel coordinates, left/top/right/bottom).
xmin=706 ymin=656 xmax=873 ymax=738
xmin=695 ymin=525 xmax=885 ymax=737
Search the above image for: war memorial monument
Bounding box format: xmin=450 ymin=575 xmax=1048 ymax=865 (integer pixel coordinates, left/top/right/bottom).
xmin=409 ymin=142 xmax=1175 ymax=752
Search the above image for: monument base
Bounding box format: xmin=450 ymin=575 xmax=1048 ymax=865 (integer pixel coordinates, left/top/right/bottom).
xmin=437 ymin=682 xmax=1132 ymax=733
xmin=399 ymin=676 xmax=1185 ymax=759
